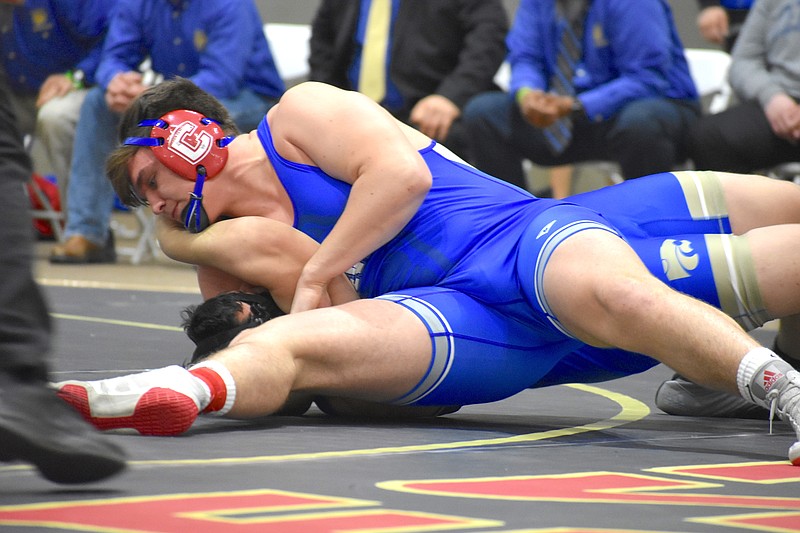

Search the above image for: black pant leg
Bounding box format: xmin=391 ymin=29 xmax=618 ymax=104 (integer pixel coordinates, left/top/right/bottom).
xmin=689 ymin=101 xmax=800 ymax=173
xmin=0 ymin=74 xmax=51 ymax=379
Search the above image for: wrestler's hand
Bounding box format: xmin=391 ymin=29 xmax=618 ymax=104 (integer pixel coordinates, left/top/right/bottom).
xmin=290 ymin=267 xmax=330 ymax=313
xmin=409 ymin=94 xmax=460 ymax=141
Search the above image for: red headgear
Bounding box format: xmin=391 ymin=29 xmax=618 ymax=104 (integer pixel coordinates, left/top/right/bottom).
xmin=124 ymin=109 xmax=233 ymax=181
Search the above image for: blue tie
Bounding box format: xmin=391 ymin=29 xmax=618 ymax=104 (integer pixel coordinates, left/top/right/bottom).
xmin=543 ymin=1 xmax=587 ymax=155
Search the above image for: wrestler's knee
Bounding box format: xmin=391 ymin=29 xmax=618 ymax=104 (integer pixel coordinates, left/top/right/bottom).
xmin=585 ymin=274 xmax=666 ymax=346
xmin=216 ymin=327 xmax=298 ymax=418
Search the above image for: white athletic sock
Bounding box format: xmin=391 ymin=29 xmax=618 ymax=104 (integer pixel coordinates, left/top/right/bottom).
xmin=189 ymin=360 xmax=237 ymax=416
xmin=737 ymin=347 xmax=793 ymax=407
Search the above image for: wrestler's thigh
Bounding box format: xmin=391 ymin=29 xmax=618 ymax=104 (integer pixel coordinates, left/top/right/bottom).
xmin=236 ymin=298 xmax=433 ymax=402
xmin=542 ymin=227 xmax=663 ymax=347
xmin=378 ymin=289 xmax=573 ymax=406
xmin=715 ymin=171 xmax=800 ymax=232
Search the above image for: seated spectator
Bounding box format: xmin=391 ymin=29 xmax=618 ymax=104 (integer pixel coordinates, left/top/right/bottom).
xmin=49 ymin=0 xmax=285 ymax=264
xmin=460 ymin=0 xmax=700 ymax=190
xmin=696 ymin=0 xmax=752 ymax=52
xmin=1 ymin=0 xmax=110 ymax=222
xmin=688 ymin=0 xmax=800 ymax=174
xmin=308 ymin=0 xmax=507 ymax=159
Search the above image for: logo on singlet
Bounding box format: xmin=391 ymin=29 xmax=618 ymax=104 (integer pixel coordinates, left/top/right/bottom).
xmin=536 ymin=220 xmax=557 ymax=239
xmin=660 ymin=238 xmax=700 ymax=281
xmin=345 ymin=262 xmax=365 ymax=292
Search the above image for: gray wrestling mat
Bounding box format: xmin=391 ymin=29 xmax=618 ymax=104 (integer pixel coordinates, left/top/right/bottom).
xmin=1 ymin=285 xmax=798 ymax=533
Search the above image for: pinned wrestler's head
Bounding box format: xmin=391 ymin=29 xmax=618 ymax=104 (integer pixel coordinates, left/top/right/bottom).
xmin=107 ymin=78 xmax=239 ymax=233
xmin=181 ymin=290 xmax=285 ymax=365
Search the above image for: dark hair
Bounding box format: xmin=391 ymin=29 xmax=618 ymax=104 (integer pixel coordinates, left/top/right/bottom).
xmin=181 ymin=290 xmax=285 ymax=365
xmin=107 ymin=77 xmax=240 ymax=207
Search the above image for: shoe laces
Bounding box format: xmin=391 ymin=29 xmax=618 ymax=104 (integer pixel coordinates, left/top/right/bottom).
xmin=765 ymin=370 xmax=800 ymax=437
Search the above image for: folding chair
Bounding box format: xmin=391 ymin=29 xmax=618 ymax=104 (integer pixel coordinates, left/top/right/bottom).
xmin=768 ymin=162 xmax=800 ymax=185
xmin=263 ymin=23 xmax=311 ymax=86
xmin=683 ymin=48 xmax=733 ymax=115
xmin=113 ymin=208 xmax=161 ymax=265
xmin=22 ymin=133 xmax=66 ymax=241
xmin=27 ymin=174 xmax=65 ymax=241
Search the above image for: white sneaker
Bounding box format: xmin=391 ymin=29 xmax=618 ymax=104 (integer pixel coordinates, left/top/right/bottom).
xmin=763 ymin=369 xmax=800 ymax=466
xmin=53 ymin=366 xmax=210 ymax=436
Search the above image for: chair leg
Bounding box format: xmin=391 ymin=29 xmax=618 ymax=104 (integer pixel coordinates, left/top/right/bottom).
xmin=25 ymin=179 xmax=65 ymax=242
xmin=768 ymin=162 xmax=800 ymax=185
xmin=113 ymin=208 xmax=162 ymax=265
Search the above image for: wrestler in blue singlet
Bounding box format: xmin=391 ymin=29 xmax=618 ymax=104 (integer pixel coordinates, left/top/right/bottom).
xmin=257 ymin=118 xmax=766 ymax=408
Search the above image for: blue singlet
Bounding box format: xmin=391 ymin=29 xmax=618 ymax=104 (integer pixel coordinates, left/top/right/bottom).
xmin=257 ymin=118 xmax=746 ymax=407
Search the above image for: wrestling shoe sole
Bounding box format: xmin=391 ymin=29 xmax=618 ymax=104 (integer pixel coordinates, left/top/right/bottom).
xmin=58 ymin=384 xmax=199 ymax=436
xmin=790 ymin=442 xmax=800 ymax=467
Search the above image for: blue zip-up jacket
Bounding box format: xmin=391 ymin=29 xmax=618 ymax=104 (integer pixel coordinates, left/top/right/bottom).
xmin=0 ymin=0 xmax=110 ymax=93
xmin=95 ymin=0 xmax=284 ymax=99
xmin=507 ymin=0 xmax=698 ymax=121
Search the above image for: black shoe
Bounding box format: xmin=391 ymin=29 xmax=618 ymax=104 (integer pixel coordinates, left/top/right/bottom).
xmin=0 ymin=373 xmax=126 ymax=484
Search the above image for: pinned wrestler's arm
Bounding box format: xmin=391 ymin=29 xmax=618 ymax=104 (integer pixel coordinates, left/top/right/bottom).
xmin=156 ymin=215 xmax=359 ymax=310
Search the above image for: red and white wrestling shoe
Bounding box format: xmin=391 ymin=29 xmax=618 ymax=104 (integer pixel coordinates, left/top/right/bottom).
xmin=763 ymin=369 xmax=800 ymax=466
xmin=54 ymin=366 xmax=211 ymax=436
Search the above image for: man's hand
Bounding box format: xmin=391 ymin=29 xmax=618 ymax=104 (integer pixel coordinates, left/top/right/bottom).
xmin=290 ymin=270 xmax=329 ymax=314
xmin=36 ymin=74 xmax=74 ymax=108
xmin=409 ymin=95 xmax=460 ymax=141
xmin=765 ymin=93 xmax=800 ymax=143
xmin=518 ymin=89 xmax=574 ymax=128
xmin=105 ymin=71 xmax=146 ymax=113
xmin=697 ymin=6 xmax=729 ymax=46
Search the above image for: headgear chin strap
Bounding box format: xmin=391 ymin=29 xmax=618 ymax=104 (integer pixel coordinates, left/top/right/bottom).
xmin=123 ymin=109 xmax=234 ymax=233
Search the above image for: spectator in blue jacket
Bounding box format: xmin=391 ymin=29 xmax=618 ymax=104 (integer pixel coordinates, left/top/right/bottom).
xmin=460 ymin=0 xmax=701 ymax=190
xmin=50 ymin=0 xmax=285 ymax=264
xmin=1 ymin=0 xmax=110 ymax=196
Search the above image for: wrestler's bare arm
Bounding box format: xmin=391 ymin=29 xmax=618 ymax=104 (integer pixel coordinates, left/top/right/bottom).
xmin=156 ymin=216 xmax=359 ymax=310
xmin=270 ymin=82 xmax=433 ymax=312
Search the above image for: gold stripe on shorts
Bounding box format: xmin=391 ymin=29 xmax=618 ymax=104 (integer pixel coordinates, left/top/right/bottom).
xmin=674 ymin=170 xmax=728 ymax=222
xmin=705 ymin=233 xmax=771 ymax=330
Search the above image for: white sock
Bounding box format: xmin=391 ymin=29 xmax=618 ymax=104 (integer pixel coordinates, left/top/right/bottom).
xmin=189 ymin=360 xmax=237 ymax=416
xmin=737 ymin=347 xmax=792 ymax=407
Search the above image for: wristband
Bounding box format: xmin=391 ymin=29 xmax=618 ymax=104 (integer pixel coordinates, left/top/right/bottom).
xmin=515 ymin=87 xmax=535 ymax=106
xmin=65 ymin=69 xmax=85 ymax=90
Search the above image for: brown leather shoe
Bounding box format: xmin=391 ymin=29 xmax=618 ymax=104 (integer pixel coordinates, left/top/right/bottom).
xmin=49 ymin=233 xmax=116 ymax=264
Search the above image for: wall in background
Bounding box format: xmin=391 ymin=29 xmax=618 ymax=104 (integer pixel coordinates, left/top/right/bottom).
xmin=254 ymin=1 xmax=713 ymax=50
